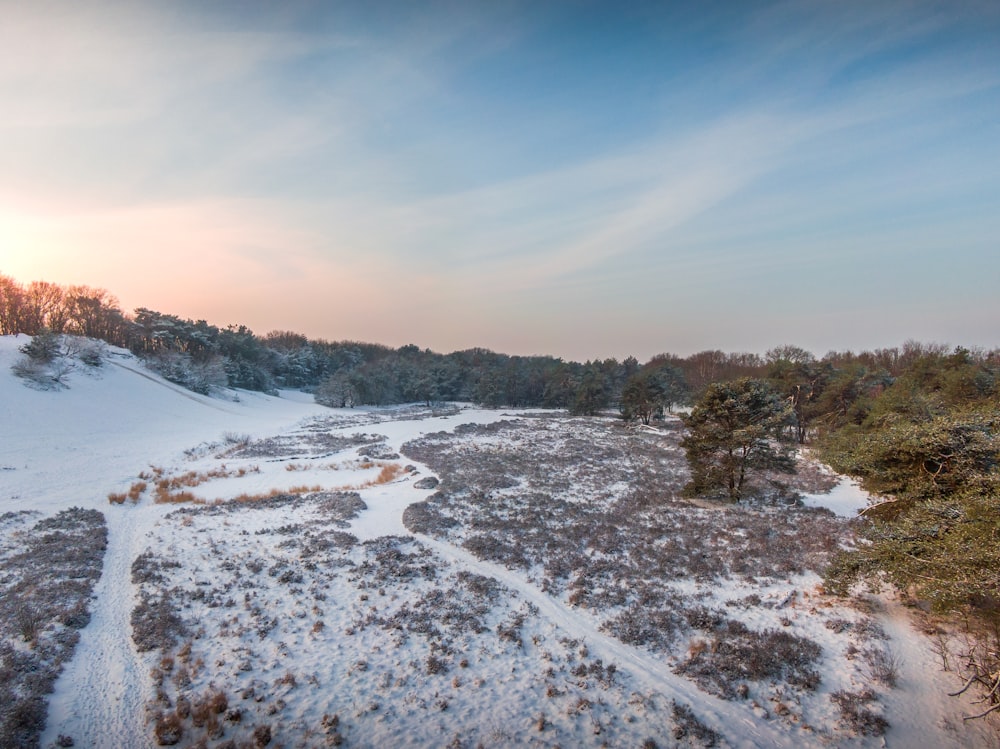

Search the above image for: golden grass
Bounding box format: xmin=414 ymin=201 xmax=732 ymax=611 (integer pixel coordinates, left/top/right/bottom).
xmin=138 ymin=466 xmax=166 ymax=481
xmin=154 ymin=489 xmax=204 ymax=505
xmin=335 ymin=462 xmax=406 ymax=490
xmin=140 ymin=458 xmax=403 ymax=506
xmin=109 ymin=480 xmax=150 ymax=505
xmin=227 ymin=485 xmax=324 ymax=504
xmin=374 ymin=463 xmax=405 ymax=484
xmin=153 ymin=465 xmax=260 ymax=493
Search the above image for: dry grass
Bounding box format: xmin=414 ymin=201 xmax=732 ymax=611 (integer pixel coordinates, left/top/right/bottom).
xmin=138 ymin=466 xmax=166 ymax=481
xmin=373 ymin=463 xmax=405 ymax=484
xmin=155 ymin=465 xmax=260 ymax=492
xmin=335 ymin=462 xmax=406 ymax=491
xmin=136 ymin=466 xmax=263 ymax=504
xmin=154 ymin=489 xmax=204 ymax=505
xmin=229 ymin=486 xmax=325 ymax=504
xmin=108 ymin=480 xmax=152 ymax=505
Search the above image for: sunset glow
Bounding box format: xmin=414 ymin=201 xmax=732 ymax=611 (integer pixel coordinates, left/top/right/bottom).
xmin=2 ymin=1 xmax=998 ymax=359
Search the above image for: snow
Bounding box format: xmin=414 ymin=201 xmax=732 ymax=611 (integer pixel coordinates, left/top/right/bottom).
xmin=0 ymin=335 xmax=996 ymax=748
xmin=802 ymin=477 xmax=874 ymax=518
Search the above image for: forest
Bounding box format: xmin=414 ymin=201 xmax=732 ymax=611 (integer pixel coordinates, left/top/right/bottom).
xmin=2 ymin=272 xmax=998 ymax=718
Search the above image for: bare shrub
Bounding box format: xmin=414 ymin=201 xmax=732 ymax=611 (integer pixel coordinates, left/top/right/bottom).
xmin=402 ymin=497 xmax=457 ymax=535
xmin=131 ymin=593 xmax=189 ymax=653
xmin=864 ymin=646 xmax=902 ymax=687
xmin=13 ymin=603 xmax=44 ymax=644
xmin=223 ymin=432 xmax=252 ymax=447
xmin=671 ymin=701 xmax=719 ymax=747
xmin=153 ymin=711 xmax=184 ymax=745
xmin=830 ymin=690 xmax=889 ymax=736
xmin=0 ymin=508 xmax=106 ymax=749
xmin=252 ymin=724 xmax=272 ymax=747
xmin=0 ymin=695 xmax=47 ymax=749
xmin=676 ymin=621 xmax=822 ymax=699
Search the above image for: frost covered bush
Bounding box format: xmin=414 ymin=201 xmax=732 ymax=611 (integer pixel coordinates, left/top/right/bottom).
xmin=671 ymin=701 xmax=720 ymax=747
xmin=401 ymin=497 xmax=457 ymax=535
xmin=12 ymin=334 xmax=108 ymax=389
xmin=830 ymin=689 xmax=888 ymax=736
xmin=130 ymin=553 xmax=190 ymax=653
xmin=131 ymin=592 xmax=190 ymax=654
xmin=401 ymin=416 xmax=846 ymax=666
xmin=144 ymin=350 xmax=228 ymax=395
xmin=676 ymin=620 xmax=822 ymax=699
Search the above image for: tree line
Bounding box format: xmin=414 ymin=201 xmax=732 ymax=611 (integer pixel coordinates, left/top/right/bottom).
xmin=0 ymin=274 xmax=762 ymax=408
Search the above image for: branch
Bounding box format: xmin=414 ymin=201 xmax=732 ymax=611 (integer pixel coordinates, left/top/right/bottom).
xmin=949 ymin=673 xmax=979 ymax=697
xmin=963 ymin=702 xmax=1000 ymax=721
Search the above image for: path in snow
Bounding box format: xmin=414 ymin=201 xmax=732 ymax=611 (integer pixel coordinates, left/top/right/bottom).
xmin=41 ymin=505 xmax=157 ymax=749
xmin=414 ymin=533 xmax=794 ymax=749
xmin=874 ymin=595 xmax=998 ymax=749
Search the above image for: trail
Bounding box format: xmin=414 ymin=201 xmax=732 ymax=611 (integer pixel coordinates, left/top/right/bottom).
xmin=415 ymin=533 xmax=795 ymax=749
xmin=41 ymin=505 xmax=155 ymax=749
xmin=874 ymin=595 xmax=999 ymax=748
xmin=108 ymin=357 xmax=242 ymax=414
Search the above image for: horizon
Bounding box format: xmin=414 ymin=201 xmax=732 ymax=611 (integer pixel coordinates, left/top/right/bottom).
xmin=3 ymin=269 xmax=993 ymax=365
xmin=2 ymin=1 xmax=999 ymax=361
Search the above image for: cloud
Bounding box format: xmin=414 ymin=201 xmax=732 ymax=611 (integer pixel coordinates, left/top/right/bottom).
xmin=2 ymin=1 xmax=997 ymax=359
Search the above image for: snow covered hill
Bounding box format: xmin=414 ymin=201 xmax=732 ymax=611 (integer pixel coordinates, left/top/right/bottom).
xmin=0 ymin=336 xmax=330 ymax=517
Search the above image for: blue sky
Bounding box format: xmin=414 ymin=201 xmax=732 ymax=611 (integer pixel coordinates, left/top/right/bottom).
xmin=2 ymin=0 xmax=998 ymax=360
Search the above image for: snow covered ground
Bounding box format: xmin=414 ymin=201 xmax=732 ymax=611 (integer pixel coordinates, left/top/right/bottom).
xmin=0 ymin=335 xmax=996 ymax=748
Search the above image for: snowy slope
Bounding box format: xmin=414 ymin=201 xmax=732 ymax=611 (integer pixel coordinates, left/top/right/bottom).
xmin=0 ymin=336 xmax=330 ymax=516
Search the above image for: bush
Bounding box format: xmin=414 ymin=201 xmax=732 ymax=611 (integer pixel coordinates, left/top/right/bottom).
xmin=153 ymin=711 xmax=184 ymax=745
xmin=830 ymin=690 xmax=889 ymax=736
xmin=676 ymin=621 xmax=822 ymax=699
xmin=18 ymin=331 xmax=62 ymax=363
xmin=671 ymin=701 xmax=719 ymax=747
xmin=144 ymin=351 xmax=228 ymax=395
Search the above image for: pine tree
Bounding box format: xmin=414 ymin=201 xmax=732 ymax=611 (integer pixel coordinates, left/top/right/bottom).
xmin=681 ymin=378 xmax=795 ymax=501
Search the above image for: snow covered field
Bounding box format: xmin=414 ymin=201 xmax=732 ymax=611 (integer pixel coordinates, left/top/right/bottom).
xmin=0 ymin=335 xmax=996 ymax=748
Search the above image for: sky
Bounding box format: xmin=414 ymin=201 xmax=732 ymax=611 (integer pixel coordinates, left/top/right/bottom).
xmin=1 ymin=0 xmax=998 ymax=362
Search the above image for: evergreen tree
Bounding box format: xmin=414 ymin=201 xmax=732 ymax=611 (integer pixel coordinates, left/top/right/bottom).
xmin=681 ymin=378 xmax=795 ymax=501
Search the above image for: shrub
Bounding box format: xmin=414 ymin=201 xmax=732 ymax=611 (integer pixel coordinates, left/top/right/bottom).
xmin=831 ymin=690 xmax=889 ymax=736
xmin=676 ymin=621 xmax=822 ymax=699
xmin=671 ymin=701 xmax=719 ymax=747
xmin=153 ymin=711 xmax=184 ymax=745
xmin=252 ymin=724 xmax=272 ymax=747
xmin=864 ymin=646 xmax=901 ymax=687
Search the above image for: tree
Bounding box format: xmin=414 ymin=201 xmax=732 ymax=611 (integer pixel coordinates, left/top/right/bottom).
xmin=648 ymin=363 xmax=689 ymax=413
xmin=681 ymin=378 xmax=795 ymax=501
xmin=316 ymin=371 xmax=358 ymax=408
xmin=571 ymin=364 xmax=609 ymax=416
xmin=766 ymin=347 xmax=832 ymax=444
xmin=620 ymin=373 xmax=661 ymax=425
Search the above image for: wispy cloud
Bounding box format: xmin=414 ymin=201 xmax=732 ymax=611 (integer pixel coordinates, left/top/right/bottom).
xmin=2 ymin=1 xmax=997 ymax=358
